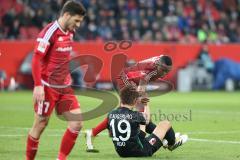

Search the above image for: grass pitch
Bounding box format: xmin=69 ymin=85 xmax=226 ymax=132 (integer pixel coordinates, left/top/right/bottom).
xmin=0 ymin=91 xmax=240 ymax=160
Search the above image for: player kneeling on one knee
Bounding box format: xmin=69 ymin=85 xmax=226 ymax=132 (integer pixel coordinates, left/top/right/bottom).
xmin=107 ymin=86 xmax=188 ymax=157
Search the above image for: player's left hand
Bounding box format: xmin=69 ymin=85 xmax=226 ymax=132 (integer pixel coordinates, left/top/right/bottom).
xmin=33 ymin=86 xmax=45 ymax=104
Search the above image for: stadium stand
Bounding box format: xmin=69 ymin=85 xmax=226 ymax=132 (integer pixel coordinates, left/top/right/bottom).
xmin=0 ymin=0 xmax=239 ymax=42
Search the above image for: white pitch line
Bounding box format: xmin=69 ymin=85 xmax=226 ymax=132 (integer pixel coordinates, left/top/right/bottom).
xmin=0 ymin=126 xmax=65 ymax=132
xmin=1 ymin=126 xmax=240 ymax=135
xmin=0 ymin=134 xmax=61 ymax=137
xmin=189 ymin=138 xmax=240 ymax=144
xmin=187 ymin=131 xmax=240 ymax=135
xmin=0 ymin=134 xmax=240 ymax=145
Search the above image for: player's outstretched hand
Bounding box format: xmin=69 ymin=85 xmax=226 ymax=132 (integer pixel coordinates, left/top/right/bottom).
xmin=33 ymin=86 xmax=45 ymax=104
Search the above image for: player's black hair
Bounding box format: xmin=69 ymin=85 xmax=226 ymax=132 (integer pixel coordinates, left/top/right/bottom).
xmin=61 ymin=0 xmax=86 ymax=16
xmin=120 ymin=86 xmax=140 ymax=106
xmin=160 ymin=55 xmax=172 ymax=66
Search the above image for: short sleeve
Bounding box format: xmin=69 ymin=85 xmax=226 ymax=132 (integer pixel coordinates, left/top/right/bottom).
xmin=33 ymin=22 xmax=57 ymax=56
xmin=33 ymin=38 xmax=51 ymax=57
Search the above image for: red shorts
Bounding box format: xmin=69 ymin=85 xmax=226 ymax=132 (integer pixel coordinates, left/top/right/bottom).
xmin=34 ymin=86 xmax=80 ymax=116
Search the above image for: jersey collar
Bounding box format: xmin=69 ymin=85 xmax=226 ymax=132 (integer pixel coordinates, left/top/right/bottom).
xmin=55 ymin=20 xmax=69 ymax=35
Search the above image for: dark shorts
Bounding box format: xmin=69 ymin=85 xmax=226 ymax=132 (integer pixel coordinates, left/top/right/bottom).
xmin=116 ymin=133 xmax=162 ymax=157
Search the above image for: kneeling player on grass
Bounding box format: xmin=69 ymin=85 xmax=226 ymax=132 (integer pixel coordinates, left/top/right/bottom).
xmin=107 ymin=86 xmax=188 ymax=157
xmin=85 ymin=55 xmax=173 ymax=152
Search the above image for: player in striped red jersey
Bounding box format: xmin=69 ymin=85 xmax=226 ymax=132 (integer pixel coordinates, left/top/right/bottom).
xmin=85 ymin=55 xmax=173 ymax=152
xmin=116 ymin=55 xmax=172 ymax=90
xmin=26 ymin=1 xmax=86 ymax=160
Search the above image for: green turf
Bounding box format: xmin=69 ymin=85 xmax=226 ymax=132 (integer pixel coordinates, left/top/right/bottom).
xmin=0 ymin=91 xmax=240 ymax=160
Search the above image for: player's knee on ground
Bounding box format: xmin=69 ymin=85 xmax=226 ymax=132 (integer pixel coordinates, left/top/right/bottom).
xmin=68 ymin=121 xmax=83 ymax=131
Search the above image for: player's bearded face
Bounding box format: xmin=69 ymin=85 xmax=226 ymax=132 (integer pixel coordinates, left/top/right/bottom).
xmin=66 ymin=15 xmax=84 ymax=31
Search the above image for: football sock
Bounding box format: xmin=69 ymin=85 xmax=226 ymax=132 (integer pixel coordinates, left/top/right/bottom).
xmin=164 ymin=127 xmax=176 ymax=146
xmin=58 ymin=128 xmax=79 ymax=160
xmin=146 ymin=121 xmax=157 ymax=134
xmin=92 ymin=117 xmax=108 ymax=137
xmin=26 ymin=134 xmax=39 ymax=160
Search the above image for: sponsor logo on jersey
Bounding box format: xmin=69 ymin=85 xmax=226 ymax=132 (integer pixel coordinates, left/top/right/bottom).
xmin=37 ymin=41 xmax=48 ymax=53
xmin=56 ymin=46 xmax=72 ymax=52
xmin=149 ymin=138 xmax=156 ymax=145
xmin=58 ymin=36 xmax=64 ymax=41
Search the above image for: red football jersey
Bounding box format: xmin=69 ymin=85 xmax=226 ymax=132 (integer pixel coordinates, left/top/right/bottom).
xmin=33 ymin=21 xmax=74 ymax=87
xmin=117 ymin=56 xmax=162 ymax=89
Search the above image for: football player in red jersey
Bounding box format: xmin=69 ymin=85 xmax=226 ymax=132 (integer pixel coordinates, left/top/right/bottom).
xmin=85 ymin=55 xmax=173 ymax=152
xmin=26 ymin=1 xmax=86 ymax=160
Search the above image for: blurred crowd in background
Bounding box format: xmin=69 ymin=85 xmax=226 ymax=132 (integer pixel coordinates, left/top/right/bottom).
xmin=0 ymin=0 xmax=240 ymax=43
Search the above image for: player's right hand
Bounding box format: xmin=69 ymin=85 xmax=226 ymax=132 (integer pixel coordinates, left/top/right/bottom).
xmin=33 ymin=86 xmax=45 ymax=104
xmin=141 ymin=97 xmax=150 ymax=105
